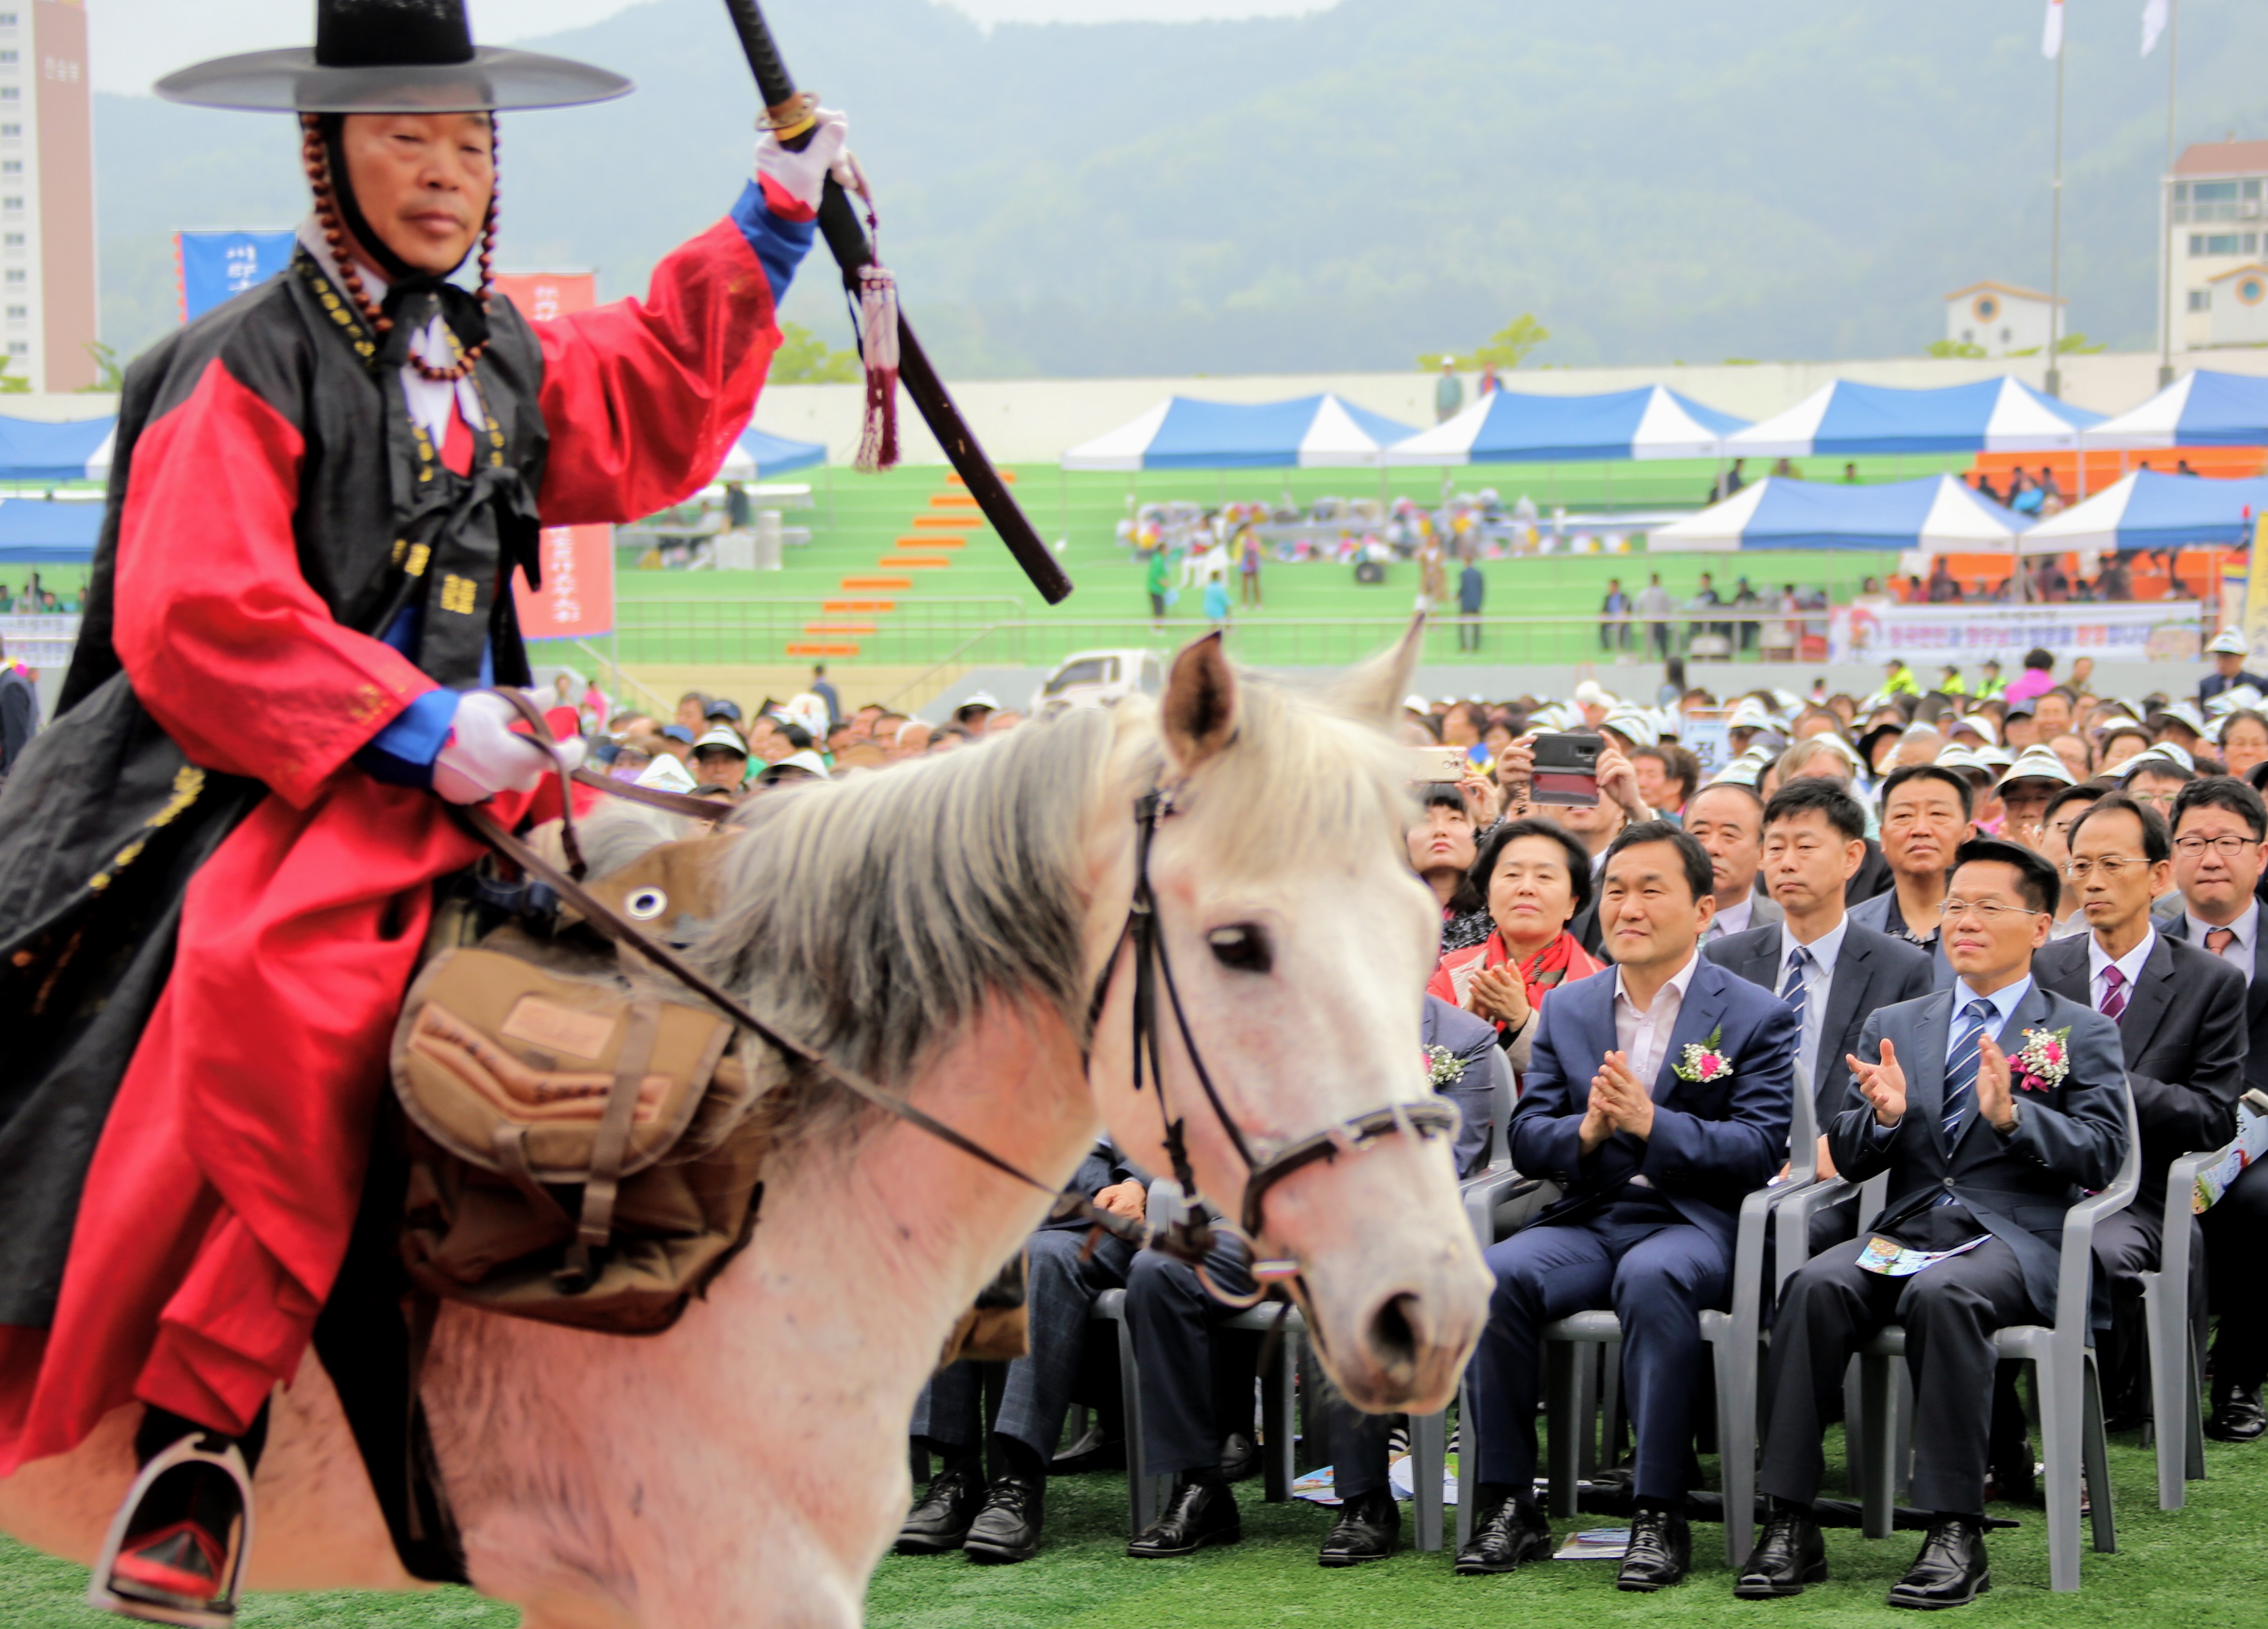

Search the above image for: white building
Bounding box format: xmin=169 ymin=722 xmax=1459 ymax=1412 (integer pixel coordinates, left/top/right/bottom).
xmin=1942 ymin=281 xmax=2063 ymax=357
xmin=2205 ymin=264 xmax=2268 ymax=348
xmin=2166 ymin=139 xmax=2268 ymax=356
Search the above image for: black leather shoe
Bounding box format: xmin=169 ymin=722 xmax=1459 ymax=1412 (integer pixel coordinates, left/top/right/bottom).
xmin=1453 ymin=1484 xmax=1551 ymax=1574
xmin=1616 ymin=1504 xmax=1691 ymax=1592
xmin=962 ymin=1475 xmax=1042 ymax=1564
xmin=1734 ymin=1504 xmax=1827 ymax=1599
xmin=1887 ymin=1515 xmax=1991 ymax=1610
xmin=1217 ymin=1430 xmax=1259 ymax=1482
xmin=1318 ymin=1488 xmax=1399 ymax=1567
xmin=2207 ymin=1383 xmax=2267 ymax=1444
xmin=895 ymin=1465 xmax=983 ymax=1555
xmin=1051 ymin=1421 xmax=1126 ymax=1474
xmin=1126 ymin=1477 xmax=1241 ymax=1558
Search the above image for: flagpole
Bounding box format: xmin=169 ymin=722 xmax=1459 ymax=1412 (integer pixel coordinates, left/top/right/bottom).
xmin=2045 ymin=27 xmax=2066 ymax=400
xmin=2159 ymin=0 xmax=2180 ymax=388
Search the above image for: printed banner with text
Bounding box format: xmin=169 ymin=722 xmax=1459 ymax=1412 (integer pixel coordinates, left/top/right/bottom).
xmin=514 ymin=524 xmax=614 ymax=640
xmin=1829 ymin=600 xmax=2205 ymax=666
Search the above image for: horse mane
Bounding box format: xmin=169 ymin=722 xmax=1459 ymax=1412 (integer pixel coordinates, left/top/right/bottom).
xmin=692 ymin=704 xmax=1121 ymax=1084
xmin=686 ymin=651 xmax=1413 ymax=1092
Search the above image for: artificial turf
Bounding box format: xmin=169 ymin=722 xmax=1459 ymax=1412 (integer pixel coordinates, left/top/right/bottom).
xmin=6 ymin=1426 xmax=2264 ymax=1626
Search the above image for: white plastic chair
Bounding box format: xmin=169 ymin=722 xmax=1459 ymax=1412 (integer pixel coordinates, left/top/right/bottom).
xmin=2139 ymin=1133 xmax=2240 ymax=1510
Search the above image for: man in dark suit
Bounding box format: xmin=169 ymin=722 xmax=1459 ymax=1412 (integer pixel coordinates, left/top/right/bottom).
xmin=1457 ymin=821 xmax=1796 ymax=1591
xmin=1847 ymin=763 xmax=1976 ymax=991
xmin=2160 ymin=776 xmax=2268 ymax=1440
xmin=901 ymin=1142 xmax=1140 ymax=1563
xmin=2031 ymin=792 xmax=2245 ymax=1426
xmin=1740 ymin=839 xmax=2129 ymax=1609
xmin=1767 ymin=735 xmax=1894 ymax=904
xmin=1123 ymin=995 xmax=1500 ymax=1566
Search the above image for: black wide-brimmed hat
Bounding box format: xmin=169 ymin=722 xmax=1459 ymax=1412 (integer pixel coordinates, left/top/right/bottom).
xmin=155 ymin=0 xmax=630 ymax=114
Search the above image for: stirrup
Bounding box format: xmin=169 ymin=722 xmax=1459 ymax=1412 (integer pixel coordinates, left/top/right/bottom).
xmin=86 ymin=1432 xmax=254 ymax=1628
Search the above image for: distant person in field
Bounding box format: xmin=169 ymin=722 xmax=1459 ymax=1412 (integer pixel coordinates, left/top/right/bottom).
xmin=1435 ymin=357 xmax=1465 ymax=422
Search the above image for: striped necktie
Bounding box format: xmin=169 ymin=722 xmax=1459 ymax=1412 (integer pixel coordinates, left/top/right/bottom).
xmin=2099 ymin=964 xmax=2128 ymax=1022
xmin=1941 ymin=997 xmax=1996 ymax=1142
xmin=1780 ymin=946 xmax=1811 ymax=1032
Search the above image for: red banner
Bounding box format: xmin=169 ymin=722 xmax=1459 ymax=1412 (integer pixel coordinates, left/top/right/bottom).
xmin=515 ymin=523 xmax=615 ymax=639
xmin=493 ymin=270 xmax=597 ymax=324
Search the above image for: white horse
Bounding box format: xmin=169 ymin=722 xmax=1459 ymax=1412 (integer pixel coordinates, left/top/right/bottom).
xmin=1 ymin=625 xmax=1491 ymax=1627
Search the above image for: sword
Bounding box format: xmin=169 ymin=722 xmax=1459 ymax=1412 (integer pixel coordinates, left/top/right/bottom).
xmin=719 ymin=0 xmax=1075 ymax=605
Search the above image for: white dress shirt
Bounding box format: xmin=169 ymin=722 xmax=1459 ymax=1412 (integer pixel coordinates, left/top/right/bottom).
xmin=1613 ymin=948 xmax=1703 ymax=1089
xmin=2086 ymin=925 xmax=2156 ymax=1016
xmin=2184 ymin=899 xmax=2259 ymax=984
xmin=1776 ymin=915 xmax=1849 ymax=1091
xmin=1709 ymin=893 xmax=1755 ymax=941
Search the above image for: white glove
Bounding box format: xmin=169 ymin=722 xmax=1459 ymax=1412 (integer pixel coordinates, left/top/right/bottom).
xmin=754 ymin=107 xmax=855 ymax=214
xmin=432 ymin=691 xmax=585 ymax=805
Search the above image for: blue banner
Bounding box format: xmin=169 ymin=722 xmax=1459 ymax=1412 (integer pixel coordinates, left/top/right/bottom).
xmin=177 ymin=230 xmax=298 ymax=321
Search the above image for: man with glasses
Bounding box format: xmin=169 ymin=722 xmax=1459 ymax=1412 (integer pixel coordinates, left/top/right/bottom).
xmin=2161 ymin=776 xmax=2268 ymax=1440
xmin=1849 ymin=764 xmax=1977 ymax=990
xmin=1740 ymin=838 xmax=2128 ymax=1609
xmin=2039 ymin=783 xmax=2104 ymax=939
xmin=2032 ymin=793 xmax=2246 ymax=1429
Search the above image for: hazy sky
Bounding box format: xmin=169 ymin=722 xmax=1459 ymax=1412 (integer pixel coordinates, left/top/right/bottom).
xmin=87 ymin=0 xmax=1332 ymax=96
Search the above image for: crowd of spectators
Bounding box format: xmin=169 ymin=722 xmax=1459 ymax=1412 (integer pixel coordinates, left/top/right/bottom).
xmin=886 ymin=637 xmax=2268 ymax=1609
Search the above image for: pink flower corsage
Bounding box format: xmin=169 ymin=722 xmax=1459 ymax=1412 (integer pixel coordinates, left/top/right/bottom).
xmin=1674 ymin=1025 xmax=1733 ymax=1084
xmin=2011 ymin=1026 xmax=2071 ymax=1094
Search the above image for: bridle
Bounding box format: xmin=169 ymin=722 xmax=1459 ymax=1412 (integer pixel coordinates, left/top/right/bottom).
xmin=1080 ymin=784 xmax=1458 ymax=1305
xmin=464 ymin=704 xmax=1455 ymax=1300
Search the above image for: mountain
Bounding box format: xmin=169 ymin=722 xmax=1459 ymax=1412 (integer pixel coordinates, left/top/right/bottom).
xmin=89 ymin=0 xmax=2268 ymax=377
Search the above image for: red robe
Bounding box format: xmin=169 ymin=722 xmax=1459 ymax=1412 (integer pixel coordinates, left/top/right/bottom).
xmin=0 ymin=212 xmax=785 ymax=1471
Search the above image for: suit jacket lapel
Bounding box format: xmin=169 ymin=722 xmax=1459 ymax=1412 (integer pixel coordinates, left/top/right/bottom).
xmin=2117 ymin=935 xmax=2177 ymax=1059
xmin=1957 ymin=981 xmax=2050 ymax=1153
xmin=2249 ymin=925 xmax=2268 ymax=1032
xmin=1905 ymin=988 xmax=1953 ymax=1132
xmin=1820 ymin=932 xmax=1868 ymax=1067
xmin=1653 ymin=963 xmax=1729 ymax=1102
xmin=2035 ymin=940 xmax=2088 ymax=1008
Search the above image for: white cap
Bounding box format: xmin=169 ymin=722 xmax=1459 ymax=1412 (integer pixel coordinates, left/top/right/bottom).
xmin=761 ymin=749 xmax=831 ymax=781
xmin=1934 ymin=744 xmax=1990 ymax=777
xmin=636 ymin=752 xmax=699 ymax=794
xmin=1573 ymin=679 xmax=1617 ymax=709
xmin=958 ymin=690 xmax=1002 ymax=712
xmin=1947 ymin=713 xmax=1999 ymax=746
xmin=2123 ymin=741 xmax=2196 ymax=775
xmin=692 ymin=724 xmax=748 ymax=757
xmin=2154 ymin=700 xmax=2208 ymax=738
xmin=1997 ymin=744 xmax=2076 ymax=789
xmin=1600 ymin=703 xmax=1658 ymax=745
xmin=777 ymin=691 xmax=832 ymax=741
xmin=1402 ymin=693 xmax=1430 ymax=713
xmin=2216 ymin=690 xmax=2267 ymax=732
xmin=2209 ymin=628 xmax=2250 ymax=656
xmin=1726 ymin=697 xmax=1776 ymax=733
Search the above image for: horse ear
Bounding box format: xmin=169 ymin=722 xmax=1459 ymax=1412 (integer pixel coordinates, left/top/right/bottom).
xmin=1332 ymin=612 xmax=1426 ymax=725
xmin=1161 ymin=631 xmax=1239 ymax=773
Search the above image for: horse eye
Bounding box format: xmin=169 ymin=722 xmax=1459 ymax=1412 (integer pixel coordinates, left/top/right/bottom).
xmin=1206 ymin=924 xmax=1273 ymax=973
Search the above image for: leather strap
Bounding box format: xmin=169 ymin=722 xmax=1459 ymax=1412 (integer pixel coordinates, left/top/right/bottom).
xmin=572 ymin=764 xmax=735 ymax=824
xmin=559 ymin=999 xmax=660 ymax=1289
xmin=482 ymin=685 xmax=588 ymax=880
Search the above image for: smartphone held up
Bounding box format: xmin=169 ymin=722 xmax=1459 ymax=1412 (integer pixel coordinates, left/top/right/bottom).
xmin=1529 ymin=732 xmax=1603 ymax=807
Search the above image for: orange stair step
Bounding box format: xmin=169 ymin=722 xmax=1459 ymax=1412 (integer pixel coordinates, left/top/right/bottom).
xmin=947 ymin=470 xmax=1015 ymax=485
xmin=786 ymin=642 xmax=861 ymax=657
xmin=803 ymin=623 xmax=877 ymax=636
xmin=824 ymin=599 xmax=896 ymax=613
xmin=911 ymin=514 xmax=974 ymax=529
xmin=929 ymin=494 xmax=981 ymax=510
xmin=894 ymin=535 xmax=965 ymax=549
xmin=841 ymin=576 xmax=912 ymax=590
xmin=877 ymin=556 xmax=952 ymax=569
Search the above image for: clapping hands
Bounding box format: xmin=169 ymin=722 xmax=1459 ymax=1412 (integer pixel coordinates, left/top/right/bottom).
xmin=1577 ymin=1049 xmax=1656 ymax=1153
xmin=1847 ymin=1039 xmax=1908 ymax=1127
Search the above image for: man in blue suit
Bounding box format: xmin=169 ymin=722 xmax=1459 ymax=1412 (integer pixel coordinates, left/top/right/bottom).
xmin=1740 ymin=838 xmax=2129 ymax=1610
xmin=1456 ymin=820 xmax=1797 ymax=1592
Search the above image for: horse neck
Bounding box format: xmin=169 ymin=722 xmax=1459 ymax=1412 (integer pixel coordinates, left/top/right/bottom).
xmin=732 ymin=999 xmax=1103 ymax=1359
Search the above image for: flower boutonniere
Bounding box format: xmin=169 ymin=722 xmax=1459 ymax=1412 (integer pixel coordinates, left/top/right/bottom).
xmin=2011 ymin=1026 xmax=2071 ymax=1094
xmin=1423 ymin=1044 xmax=1468 ymax=1089
xmin=1673 ymin=1025 xmax=1733 ymax=1085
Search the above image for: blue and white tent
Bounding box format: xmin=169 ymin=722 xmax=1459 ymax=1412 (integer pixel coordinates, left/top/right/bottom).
xmin=2083 ymin=369 xmax=2268 ymax=449
xmin=1061 ymin=394 xmax=1416 ymax=470
xmin=0 ymin=496 xmax=106 ymax=562
xmin=1648 ymin=475 xmax=2029 ymax=553
xmin=0 ymin=414 xmax=116 ymax=484
xmin=2014 ymin=469 xmax=2268 ymax=555
xmin=1384 ymin=384 xmax=1746 ymax=465
xmin=714 ymin=423 xmax=827 ymax=481
xmin=1724 ymin=378 xmax=2100 ymax=459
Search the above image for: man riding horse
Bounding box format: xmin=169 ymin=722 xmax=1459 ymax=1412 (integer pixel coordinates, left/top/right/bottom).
xmin=0 ymin=2 xmax=846 ymax=1619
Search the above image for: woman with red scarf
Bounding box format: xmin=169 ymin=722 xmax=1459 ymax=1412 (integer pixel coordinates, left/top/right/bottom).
xmin=1428 ymin=818 xmax=1606 ymax=1072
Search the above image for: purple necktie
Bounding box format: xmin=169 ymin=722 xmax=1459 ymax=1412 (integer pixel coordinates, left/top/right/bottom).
xmin=2100 ymin=963 xmax=2128 ymax=1022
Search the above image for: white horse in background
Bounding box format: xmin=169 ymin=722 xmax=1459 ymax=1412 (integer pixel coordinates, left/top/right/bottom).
xmin=1 ymin=624 xmax=1491 ymax=1627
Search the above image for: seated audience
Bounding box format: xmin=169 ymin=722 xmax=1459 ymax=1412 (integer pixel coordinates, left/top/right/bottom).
xmin=1849 ymin=764 xmax=1978 ymax=988
xmin=1431 ymin=818 xmax=1606 ymax=1072
xmin=1743 ymin=839 xmax=2128 ymax=1608
xmin=1457 ymin=823 xmax=1795 ymax=1591
xmin=1408 ymin=783 xmax=1491 ymax=953
xmin=1684 ymin=783 xmax=1781 ymax=944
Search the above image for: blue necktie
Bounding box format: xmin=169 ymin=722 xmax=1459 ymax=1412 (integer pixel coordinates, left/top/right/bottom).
xmin=1941 ymin=997 xmax=1996 ymax=1142
xmin=1780 ymin=945 xmax=1811 ymax=1032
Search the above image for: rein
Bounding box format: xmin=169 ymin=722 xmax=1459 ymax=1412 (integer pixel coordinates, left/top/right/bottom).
xmin=462 ymin=700 xmax=1452 ymax=1287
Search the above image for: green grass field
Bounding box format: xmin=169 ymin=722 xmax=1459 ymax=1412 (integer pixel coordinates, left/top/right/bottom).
xmin=7 ymin=1426 xmax=2264 ymax=1626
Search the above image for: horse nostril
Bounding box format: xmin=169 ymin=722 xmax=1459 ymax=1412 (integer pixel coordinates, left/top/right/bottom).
xmin=1366 ymin=1293 xmax=1421 ymax=1377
